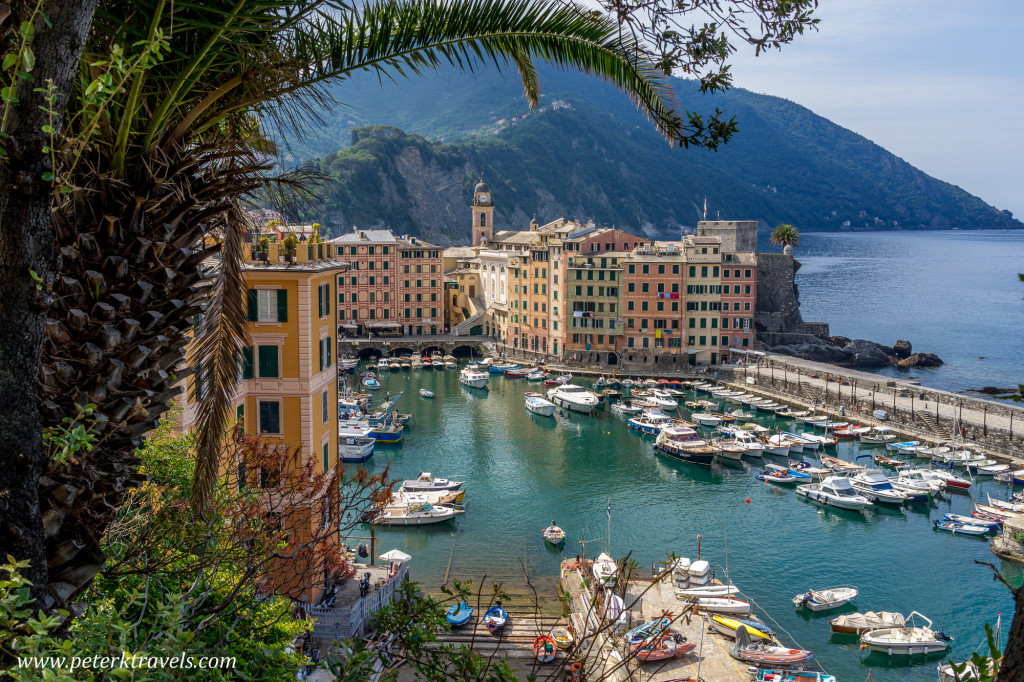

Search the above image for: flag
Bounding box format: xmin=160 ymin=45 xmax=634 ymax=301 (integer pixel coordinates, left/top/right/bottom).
xmin=703 ymin=196 xmax=707 ymax=220
xmin=607 ymin=500 xmax=611 ymax=520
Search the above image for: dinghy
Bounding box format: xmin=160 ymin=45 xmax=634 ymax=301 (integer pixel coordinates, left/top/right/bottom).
xmin=944 ymin=513 xmax=999 ymax=530
xmin=629 ymin=632 xmax=695 ymax=661
xmin=690 ymin=597 xmax=751 ymax=615
xmin=829 ymin=611 xmax=906 ymax=635
xmin=533 ymin=635 xmax=557 ymax=663
xmin=754 ymin=670 xmax=836 ymax=682
xmin=419 ymin=388 xmax=434 ymax=398
xmin=676 ymin=583 xmax=739 ymax=598
xmin=859 ymin=611 xmax=951 ymax=655
xmin=542 ymin=523 xmax=566 ymax=545
xmin=793 ymin=586 xmax=858 ymax=612
xmin=625 ymin=618 xmax=671 ymax=645
xmin=483 ymin=603 xmax=508 ymax=633
xmin=445 ymin=600 xmax=473 ymax=627
xmin=730 ymin=626 xmax=813 ymax=665
xmin=933 ymin=519 xmax=991 ymax=535
xmin=550 ymin=627 xmax=573 ymax=648
xmin=592 ymin=553 xmax=618 ymax=585
xmin=709 ymin=615 xmax=774 ymax=640
xmin=757 ymin=470 xmax=800 ymax=485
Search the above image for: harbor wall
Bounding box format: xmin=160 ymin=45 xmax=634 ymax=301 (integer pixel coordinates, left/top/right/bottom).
xmin=719 ymin=355 xmax=1024 ymax=460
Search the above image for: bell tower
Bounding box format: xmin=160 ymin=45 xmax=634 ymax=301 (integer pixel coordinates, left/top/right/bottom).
xmin=471 ymin=179 xmax=494 ymax=246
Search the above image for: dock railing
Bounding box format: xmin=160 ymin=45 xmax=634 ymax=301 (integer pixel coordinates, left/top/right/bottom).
xmin=307 ymin=562 xmax=408 ymax=642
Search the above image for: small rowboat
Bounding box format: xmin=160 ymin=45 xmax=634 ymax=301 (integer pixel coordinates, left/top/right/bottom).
xmin=755 ymin=669 xmax=837 ymax=682
xmin=709 ymin=615 xmax=774 ymax=640
xmin=533 ymin=635 xmax=557 ymax=663
xmin=483 ymin=604 xmax=507 ymax=633
xmin=873 ymin=453 xmax=903 ymax=467
xmin=676 ymin=584 xmax=739 ymax=598
xmin=550 ymin=626 xmax=574 ymax=648
xmin=757 ymin=470 xmax=799 ymax=485
xmin=445 ymin=600 xmax=473 ymax=627
xmin=944 ymin=513 xmax=999 ymax=530
xmin=629 ymin=632 xmax=695 ymax=661
xmin=829 ymin=611 xmax=906 ymax=635
xmin=419 ymin=388 xmax=434 ymax=398
xmin=691 ymin=597 xmax=751 ymax=615
xmin=542 ymin=525 xmax=566 ymax=544
xmin=625 ymin=618 xmax=671 ymax=645
xmin=793 ymin=586 xmax=858 ymax=612
xmin=731 ymin=626 xmax=812 ymax=665
xmin=933 ymin=520 xmax=991 ymax=535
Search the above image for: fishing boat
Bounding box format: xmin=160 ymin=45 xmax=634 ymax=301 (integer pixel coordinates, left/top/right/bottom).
xmin=367 ymin=419 xmax=404 ymax=443
xmin=527 ymin=370 xmax=547 ymax=381
xmin=550 ymin=627 xmax=573 ymax=648
xmin=690 ymin=597 xmax=751 ymax=615
xmin=362 ymin=372 xmax=381 ymax=390
xmin=860 ymin=426 xmax=898 ymax=445
xmin=338 ymin=434 xmax=376 ymax=463
xmin=446 ymin=600 xmax=473 ymax=627
xmin=459 ymin=364 xmax=489 ymax=389
xmin=399 ymin=472 xmax=463 ymax=493
xmin=986 ymin=492 xmax=1024 ymax=513
xmin=611 ymin=400 xmax=643 ymax=416
xmin=709 ymin=615 xmax=774 ymax=640
xmin=533 ymin=635 xmax=557 ymax=663
xmin=933 ymin=519 xmax=991 ymax=535
xmin=757 ymin=469 xmax=800 ymax=485
xmin=483 ymin=604 xmax=508 ymax=633
xmin=592 ymin=553 xmax=618 ymax=585
xmin=795 ymin=476 xmax=873 ymax=511
xmin=600 ymin=388 xmax=624 ymax=402
xmin=730 ymin=627 xmax=814 ymax=666
xmin=419 ymin=388 xmax=434 ymax=398
xmin=542 ymin=523 xmax=566 ymax=545
xmin=690 ymin=412 xmax=722 ymax=427
xmin=793 ymin=586 xmax=859 ymax=611
xmin=628 ymin=410 xmax=679 ymax=436
xmin=373 ymin=500 xmax=460 ymax=525
xmin=830 ymin=611 xmax=906 ymax=635
xmin=833 ymin=425 xmax=870 ymax=439
xmin=524 ymin=392 xmax=557 ymax=417
xmin=943 ymin=513 xmax=1000 ymax=530
xmin=800 ymin=433 xmax=838 ymax=449
xmin=546 ymin=384 xmax=600 ymax=414
xmin=713 ymin=440 xmax=746 ymax=461
xmin=629 ymin=632 xmax=695 ymax=661
xmin=754 ymin=670 xmax=836 ymax=682
xmin=782 ymin=432 xmax=821 ymax=452
xmin=859 ymin=611 xmax=952 ymax=655
xmin=646 ymin=389 xmax=679 ymax=410
xmin=489 ymin=362 xmax=518 ymax=374
xmin=970 ymin=461 xmax=1009 ymax=477
xmin=873 ymin=452 xmax=904 ymax=467
xmin=654 ymin=426 xmax=716 ymax=466
xmin=505 ymin=367 xmax=530 ymax=378
xmin=818 ymin=453 xmax=863 ymax=474
xmin=788 ymin=460 xmax=831 ymax=481
xmin=850 ymin=469 xmax=909 ymax=505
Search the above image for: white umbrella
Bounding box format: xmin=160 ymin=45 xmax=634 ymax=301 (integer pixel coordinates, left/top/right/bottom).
xmin=379 ymin=548 xmax=412 ymax=563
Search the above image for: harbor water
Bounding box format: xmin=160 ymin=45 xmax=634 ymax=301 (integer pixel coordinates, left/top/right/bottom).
xmin=759 ymin=229 xmax=1024 ymax=394
xmin=352 ymin=367 xmax=1022 ymax=682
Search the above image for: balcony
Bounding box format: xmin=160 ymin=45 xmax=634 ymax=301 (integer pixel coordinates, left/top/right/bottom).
xmin=305 ymin=561 xmax=408 ymax=642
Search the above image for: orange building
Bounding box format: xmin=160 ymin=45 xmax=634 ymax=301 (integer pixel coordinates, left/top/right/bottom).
xmin=619 ymin=242 xmax=686 ymax=363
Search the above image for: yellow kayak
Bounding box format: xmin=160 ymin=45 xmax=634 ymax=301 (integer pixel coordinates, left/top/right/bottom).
xmin=711 ymin=615 xmax=773 ymax=640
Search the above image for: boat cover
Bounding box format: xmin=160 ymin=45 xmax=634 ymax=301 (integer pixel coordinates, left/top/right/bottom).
xmin=832 ymin=611 xmax=905 ymax=630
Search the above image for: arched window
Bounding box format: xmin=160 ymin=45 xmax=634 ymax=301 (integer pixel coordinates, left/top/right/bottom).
xmin=479 ymin=213 xmax=487 ymax=227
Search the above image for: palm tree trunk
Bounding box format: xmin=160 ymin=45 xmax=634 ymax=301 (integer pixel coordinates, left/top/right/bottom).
xmin=0 ymin=0 xmax=98 ymax=607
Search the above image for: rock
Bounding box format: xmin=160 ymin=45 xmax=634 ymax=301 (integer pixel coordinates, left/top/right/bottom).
xmin=972 ymin=386 xmax=1017 ymax=395
xmin=829 ymin=335 xmax=852 ymax=348
xmin=770 ymin=342 xmax=850 ymax=364
xmin=893 ymin=338 xmax=913 ymax=359
xmin=897 ymin=352 xmax=944 ymax=368
xmin=841 ymin=339 xmax=894 ymax=367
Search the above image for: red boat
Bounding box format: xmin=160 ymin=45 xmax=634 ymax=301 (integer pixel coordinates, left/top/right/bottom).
xmin=657 ymin=379 xmax=670 ymax=386
xmin=533 ymin=635 xmax=557 ymax=663
xmin=932 ymin=470 xmax=973 ymax=490
xmin=731 ymin=626 xmax=813 ymax=666
xmin=629 ymin=633 xmax=695 ymax=661
xmin=505 ymin=369 xmax=529 ymax=378
xmin=544 ymin=378 xmax=561 ymax=386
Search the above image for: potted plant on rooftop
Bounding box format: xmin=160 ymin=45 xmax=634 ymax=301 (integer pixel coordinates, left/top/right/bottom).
xmin=283 ymin=235 xmax=299 ymax=263
xmin=255 ymin=235 xmax=271 ymax=262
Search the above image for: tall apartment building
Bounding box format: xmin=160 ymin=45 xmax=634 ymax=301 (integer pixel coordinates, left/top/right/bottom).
xmin=177 ymin=241 xmax=346 ymax=602
xmin=564 ymin=252 xmax=626 ymax=355
xmin=332 ymin=229 xmax=444 ymax=336
xmin=620 ymin=242 xmax=686 ymax=360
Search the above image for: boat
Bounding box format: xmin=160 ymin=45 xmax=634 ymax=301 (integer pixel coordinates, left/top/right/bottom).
xmin=373 ymin=501 xmax=460 ymax=525
xmin=505 ymin=367 xmax=530 ymax=378
xmin=916 ymin=442 xmax=952 ymax=459
xmin=709 ymin=615 xmax=774 ymax=640
xmin=654 ymin=426 xmax=716 ymax=466
xmin=872 ymin=409 xmax=890 ymax=421
xmin=763 ymin=434 xmax=801 ymax=457
xmin=726 ymin=408 xmax=756 ymax=422
xmin=611 ymin=400 xmax=643 ymax=416
xmin=689 ymin=597 xmax=751 ymax=615
xmin=533 ymin=635 xmax=557 ymax=663
xmin=620 ymin=378 xmax=635 ymax=388
xmin=873 ymin=452 xmax=904 ymax=467
xmin=788 ymin=460 xmax=831 ymax=481
xmin=887 ymin=440 xmax=921 ymax=455
xmin=987 ymin=492 xmax=1024 ymax=513
xmin=385 ymin=488 xmax=465 ymax=507
xmin=625 ymin=618 xmax=672 ymax=644
xmin=601 ymin=388 xmax=623 ymax=401
xmin=362 ymin=372 xmax=381 ymax=390
xmin=833 ymin=425 xmax=870 ymax=439
xmin=800 ymin=433 xmax=838 ymax=449
xmin=943 ymin=513 xmax=1000 ymax=530
xmin=795 ymin=476 xmax=873 ymax=511
xmin=690 ymin=412 xmax=722 ymax=427
xmin=446 ymin=600 xmax=473 ymax=627
xmin=367 ymin=419 xmax=404 ymax=443
xmin=893 ymin=467 xmax=946 ymax=494
xmin=592 ymin=552 xmax=618 ymax=585
xmin=646 ymin=389 xmax=679 ymax=410
xmin=444 ymin=360 xmax=456 ymax=370
xmin=928 ymin=465 xmax=973 ymax=490
xmin=754 ymin=670 xmax=836 ymax=682
xmin=757 ymin=469 xmax=800 ymax=485
xmin=730 ymin=626 xmax=814 ymax=666
xmin=829 ymin=611 xmax=906 ymax=635
xmin=713 ymin=440 xmax=746 ymax=461
xmin=483 ymin=604 xmax=508 ymax=633
xmin=793 ymin=586 xmax=859 ymax=611
xmin=629 ymin=632 xmax=695 ymax=661
xmin=477 ymin=357 xmax=494 ymax=366
xmin=527 ymin=370 xmax=547 ymax=381
xmin=676 ymin=584 xmax=739 ymax=598
xmin=972 ymin=461 xmax=1010 ymax=477
xmin=524 ymin=392 xmax=557 ymax=417
xmin=933 ymin=519 xmax=991 ymax=535
xmin=775 ymin=408 xmax=811 ymax=419
xmin=546 ymin=384 xmax=600 ymax=414
xmin=550 ymin=627 xmax=573 ymax=648
xmin=850 ymin=469 xmax=909 ymax=505
xmin=645 ymin=379 xmax=659 ymax=388
xmin=542 ymin=523 xmax=566 ymax=545
xmin=399 ymin=472 xmax=463 ymax=493
xmin=419 ymin=388 xmax=434 ymax=398
xmin=859 ymin=611 xmax=952 ymax=655
xmin=782 ymin=431 xmax=820 ymax=452
xmin=628 ymin=410 xmax=679 ymax=436
xmin=719 ymin=429 xmax=764 ymax=457
xmin=377 ymin=358 xmax=390 ymax=371
xmin=459 ymin=364 xmax=489 ymax=389
xmin=860 ymin=426 xmax=898 ymax=445
xmin=338 ymin=434 xmax=376 ymax=463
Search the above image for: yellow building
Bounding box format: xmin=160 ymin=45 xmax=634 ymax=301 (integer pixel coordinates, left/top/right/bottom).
xmin=684 ymin=236 xmax=724 ymax=365
xmin=177 ymin=240 xmax=348 ymax=601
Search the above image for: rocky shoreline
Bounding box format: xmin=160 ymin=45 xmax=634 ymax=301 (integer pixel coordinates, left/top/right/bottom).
xmin=765 ymin=335 xmax=943 ymax=369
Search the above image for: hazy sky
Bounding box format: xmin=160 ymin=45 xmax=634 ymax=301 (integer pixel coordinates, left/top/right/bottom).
xmin=725 ymin=0 xmax=1023 ymax=219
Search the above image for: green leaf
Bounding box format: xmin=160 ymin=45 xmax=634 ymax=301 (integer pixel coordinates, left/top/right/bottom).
xmin=19 ymin=21 xmax=34 ymax=41
xmin=2 ymin=54 xmax=17 ymax=71
xmin=41 ymin=125 xmax=52 ymax=134
xmin=42 ymin=172 xmax=54 ymax=182
xmin=21 ymin=46 xmax=34 ymax=72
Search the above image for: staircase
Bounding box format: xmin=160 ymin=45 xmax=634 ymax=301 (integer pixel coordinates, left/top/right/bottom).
xmin=915 ymin=411 xmax=953 ymax=441
xmin=453 ymin=296 xmax=487 ymax=336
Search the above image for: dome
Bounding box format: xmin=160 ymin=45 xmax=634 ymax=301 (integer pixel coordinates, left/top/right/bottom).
xmin=474 ymin=180 xmax=490 ymax=194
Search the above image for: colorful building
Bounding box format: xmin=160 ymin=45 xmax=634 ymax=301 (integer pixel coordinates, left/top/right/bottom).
xmin=563 ymin=252 xmax=626 ymax=359
xmin=619 ymin=242 xmax=686 ymax=365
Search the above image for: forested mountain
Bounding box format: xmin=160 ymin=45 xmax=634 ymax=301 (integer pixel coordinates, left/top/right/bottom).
xmin=279 ymin=67 xmax=1020 ymax=243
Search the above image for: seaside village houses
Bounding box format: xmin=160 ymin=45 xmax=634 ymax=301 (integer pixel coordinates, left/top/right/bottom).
xmin=172 ymin=184 xmax=760 ymax=637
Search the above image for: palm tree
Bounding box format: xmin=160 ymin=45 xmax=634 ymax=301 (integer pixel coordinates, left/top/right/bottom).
xmin=770 ymin=223 xmax=801 ymax=254
xmin=34 ymin=0 xmax=690 ymax=610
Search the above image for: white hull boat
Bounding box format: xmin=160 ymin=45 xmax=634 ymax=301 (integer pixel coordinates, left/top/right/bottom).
xmin=374 ymin=502 xmax=460 ymax=525
xmin=592 ymin=552 xmax=618 ymax=585
xmin=796 ymin=476 xmax=873 ymax=511
xmin=793 ymin=586 xmax=859 ymax=612
xmin=524 ymin=393 xmax=557 ymax=417
xmin=859 ymin=612 xmax=951 ymax=656
xmin=546 ymin=384 xmax=600 ymax=414
xmin=851 ymin=469 xmax=909 ymax=505
xmin=459 ymin=364 xmax=489 ymax=389
xmin=692 ymin=597 xmax=751 ymax=615
xmin=676 ymin=584 xmax=739 ymax=598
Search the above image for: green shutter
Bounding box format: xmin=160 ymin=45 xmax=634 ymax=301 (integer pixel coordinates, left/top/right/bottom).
xmin=318 ymin=285 xmax=324 ymax=317
xmin=258 ymin=345 xmax=278 ymax=378
xmin=327 ymin=337 xmax=332 ymax=366
xmin=276 ymin=289 xmax=288 ymax=322
xmin=318 ymin=338 xmax=324 ymax=371
xmin=324 ymin=284 xmax=330 ymax=316
xmin=242 ymin=346 xmax=254 ymax=379
xmin=247 ymin=289 xmax=258 ymax=321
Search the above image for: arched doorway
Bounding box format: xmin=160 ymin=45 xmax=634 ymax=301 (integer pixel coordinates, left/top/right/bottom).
xmin=356 ymin=347 xmax=381 ymax=360
xmin=607 ymin=352 xmax=618 ymax=366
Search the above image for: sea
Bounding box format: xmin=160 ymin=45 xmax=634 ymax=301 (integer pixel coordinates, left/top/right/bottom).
xmin=758 ymin=229 xmax=1024 ymax=394
xmin=352 ymin=365 xmax=1022 ymax=682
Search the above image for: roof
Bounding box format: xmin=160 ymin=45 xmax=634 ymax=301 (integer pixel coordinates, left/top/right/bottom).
xmin=475 ymin=179 xmax=490 ymax=193
xmin=491 ymin=231 xmax=540 ymax=245
xmin=243 ymin=258 xmax=349 ymax=273
xmin=332 ymin=229 xmax=399 ymax=243
xmin=444 ymin=246 xmax=478 ymax=258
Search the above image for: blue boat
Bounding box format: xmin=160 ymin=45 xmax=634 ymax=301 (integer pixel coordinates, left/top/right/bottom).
xmin=446 ymin=600 xmax=474 ymax=627
xmin=627 ymin=412 xmax=677 ymax=436
xmin=483 ymin=603 xmax=508 ymax=633
xmin=489 ymin=364 xmax=518 ymax=374
xmin=625 ymin=617 xmax=671 ymax=645
xmin=369 ymin=422 xmax=404 ymax=443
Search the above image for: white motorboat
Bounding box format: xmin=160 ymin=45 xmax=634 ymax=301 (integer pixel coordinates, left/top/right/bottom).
xmin=399 ymin=472 xmax=463 ymax=493
xmin=628 ymin=409 xmax=679 ymax=436
xmin=893 ymin=467 xmax=946 ymax=494
xmin=775 ymin=408 xmax=811 ymax=419
xmin=691 ymin=597 xmax=751 ymax=615
xmin=800 ymin=432 xmax=838 ymax=449
xmin=763 ymin=434 xmax=801 ymax=456
xmin=850 ymin=469 xmax=909 ymax=505
xmin=527 ymin=370 xmax=547 ymax=381
xmin=546 ymin=384 xmax=600 ymax=414
xmin=646 ymin=389 xmax=679 ymax=410
xmin=782 ymin=431 xmax=821 ymax=452
xmin=712 ymin=439 xmax=746 ymax=461
xmin=860 ymin=426 xmax=898 ymax=445
xmin=524 ymin=392 xmax=557 ymax=417
xmin=654 ymin=426 xmax=716 ymax=466
xmin=719 ymin=429 xmax=764 ymax=457
xmin=727 ymin=408 xmax=756 ymax=422
xmin=793 ymin=586 xmax=859 ymax=611
xmin=676 ymin=584 xmax=739 ymax=598
xmin=377 ymin=358 xmax=390 ymax=371
xmin=887 ymin=440 xmax=921 ymax=455
xmin=860 ymin=612 xmax=951 ymax=656
xmin=915 ymin=442 xmax=952 ymax=460
xmin=796 ymin=476 xmax=873 ymax=511
xmin=419 ymin=388 xmax=434 ymax=398
xmin=611 ymin=400 xmax=643 ymax=416
xmin=339 ymin=433 xmax=376 ymax=463
xmin=592 ymin=552 xmax=618 ymax=585
xmin=691 ymin=412 xmax=722 ymax=427
xmin=373 ymin=500 xmax=460 ymax=525
xmin=477 ymin=357 xmax=494 ymax=366
xmin=976 ymin=462 xmax=1010 ymax=477
xmin=459 ymin=364 xmax=489 ymax=389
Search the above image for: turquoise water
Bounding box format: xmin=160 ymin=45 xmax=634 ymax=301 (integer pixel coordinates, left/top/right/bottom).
xmin=758 ymin=230 xmax=1024 ymax=393
xmin=350 ymin=368 xmax=1023 ymax=682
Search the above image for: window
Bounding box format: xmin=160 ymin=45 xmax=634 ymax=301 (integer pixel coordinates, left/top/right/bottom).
xmin=251 ymin=288 xmax=287 ymax=322
xmin=257 ymin=345 xmax=279 ymax=378
xmin=642 ymin=264 xmax=649 ymax=274
xmin=657 ymin=302 xmax=663 ymax=311
xmin=241 ymin=347 xmax=254 ymax=379
xmin=641 ymin=283 xmax=649 ymax=293
xmin=627 ymin=301 xmax=635 ymax=311
xmin=745 ymin=269 xmax=752 ymax=278
xmin=658 ymin=265 xmax=665 ymax=274
xmin=699 ymin=335 xmax=706 ymax=345
xmin=700 ymin=318 xmax=707 ymax=329
xmin=721 ymin=335 xmax=729 ymax=346
xmin=317 ymin=283 xmax=331 ymax=317
xmin=745 ymin=302 xmax=751 ymax=311
xmin=689 ymin=318 xmax=695 ymax=328
xmin=323 ymin=442 xmax=330 ymax=473
xmin=641 ymin=301 xmax=648 ymax=311
xmin=701 ymin=266 xmax=708 ymax=277
xmin=745 ymin=285 xmax=751 ymax=295
xmin=712 ymin=266 xmax=719 ymax=277
xmin=711 ymin=318 xmax=718 ymax=329
xmin=319 ymin=337 xmax=333 ymax=371
xmin=322 ymin=390 xmax=329 ymax=423
xmin=258 ymin=401 xmax=280 ymax=434
xmin=627 ymin=282 xmax=635 ymax=293
xmin=688 ymin=336 xmax=695 ymax=345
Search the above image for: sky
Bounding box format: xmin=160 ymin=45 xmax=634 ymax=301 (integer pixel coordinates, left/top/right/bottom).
xmin=723 ymin=0 xmax=1024 ymax=219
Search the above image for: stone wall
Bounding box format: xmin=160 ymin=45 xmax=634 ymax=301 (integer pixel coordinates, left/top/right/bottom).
xmin=754 ymin=252 xmax=830 ymax=341
xmin=696 ymin=220 xmax=758 ymax=253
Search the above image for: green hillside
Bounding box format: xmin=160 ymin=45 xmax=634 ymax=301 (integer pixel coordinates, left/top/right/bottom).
xmin=282 ymin=67 xmax=1020 ymax=242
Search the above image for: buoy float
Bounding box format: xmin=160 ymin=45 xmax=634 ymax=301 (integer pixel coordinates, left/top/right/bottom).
xmin=745 ymin=498 xmax=750 ymax=504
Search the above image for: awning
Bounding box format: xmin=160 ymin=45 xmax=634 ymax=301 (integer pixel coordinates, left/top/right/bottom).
xmin=366 ymin=321 xmax=401 ymax=328
xmin=339 ymin=323 xmax=358 ymax=329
